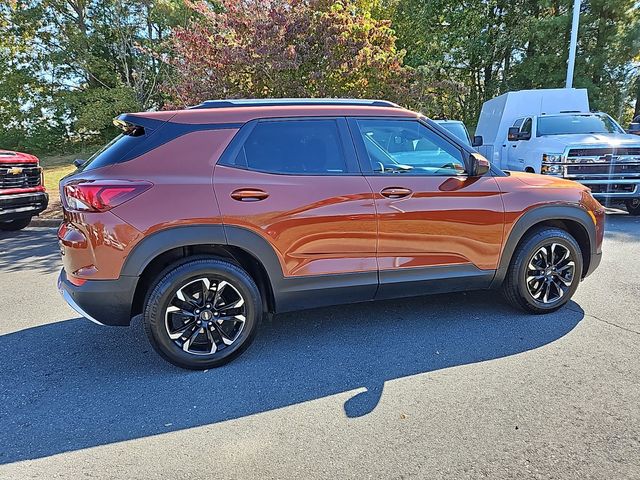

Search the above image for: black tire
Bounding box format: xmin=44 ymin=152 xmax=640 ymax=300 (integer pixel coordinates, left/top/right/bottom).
xmin=143 ymin=257 xmax=262 ymax=370
xmin=625 ymin=199 xmax=640 ymax=216
xmin=0 ymin=217 xmax=31 ymax=231
xmin=502 ymin=227 xmax=583 ymax=314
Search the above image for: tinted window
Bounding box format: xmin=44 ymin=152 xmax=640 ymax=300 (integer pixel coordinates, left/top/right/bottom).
xmin=354 ymin=119 xmax=465 ymax=176
xmin=521 ymin=118 xmax=532 ymax=135
xmin=232 ymin=119 xmax=348 ymax=174
xmin=437 ymin=122 xmax=471 ymax=146
xmin=79 ymin=133 xmax=147 ymax=172
xmin=537 ymin=114 xmax=624 ymax=136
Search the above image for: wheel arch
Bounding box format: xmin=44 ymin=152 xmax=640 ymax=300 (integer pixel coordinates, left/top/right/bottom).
xmin=492 ymin=205 xmax=596 ymax=287
xmin=125 ymin=225 xmax=283 ymax=318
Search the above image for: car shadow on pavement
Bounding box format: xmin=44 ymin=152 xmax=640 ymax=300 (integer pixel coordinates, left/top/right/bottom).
xmin=0 ymin=292 xmax=584 ymax=464
xmin=0 ymin=227 xmax=60 ymax=274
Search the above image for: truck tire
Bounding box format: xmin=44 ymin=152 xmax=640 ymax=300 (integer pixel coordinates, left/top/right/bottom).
xmin=502 ymin=227 xmax=583 ymax=314
xmin=625 ymin=199 xmax=640 ymax=216
xmin=143 ymin=257 xmax=262 ymax=370
xmin=0 ymin=217 xmax=31 ymax=231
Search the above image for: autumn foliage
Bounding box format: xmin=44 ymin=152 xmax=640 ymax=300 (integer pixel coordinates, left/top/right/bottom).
xmin=161 ymin=0 xmax=421 ymax=108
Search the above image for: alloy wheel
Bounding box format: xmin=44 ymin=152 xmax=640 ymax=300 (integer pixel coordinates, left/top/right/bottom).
xmin=525 ymin=243 xmax=576 ymax=304
xmin=165 ymin=277 xmax=246 ymax=355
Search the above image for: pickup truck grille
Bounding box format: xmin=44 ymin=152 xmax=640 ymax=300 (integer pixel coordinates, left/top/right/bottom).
xmin=566 ymin=164 xmax=640 ymax=176
xmin=567 ymin=147 xmax=640 ymax=157
xmin=564 ymin=147 xmax=640 ymax=180
xmin=0 ymin=163 xmax=42 ymax=190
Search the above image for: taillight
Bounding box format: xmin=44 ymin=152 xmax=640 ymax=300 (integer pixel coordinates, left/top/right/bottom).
xmin=63 ymin=180 xmax=152 ymax=212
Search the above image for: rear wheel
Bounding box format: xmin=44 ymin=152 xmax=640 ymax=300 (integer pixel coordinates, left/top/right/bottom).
xmin=0 ymin=217 xmax=31 ymax=231
xmin=502 ymin=227 xmax=583 ymax=314
xmin=143 ymin=257 xmax=262 ymax=369
xmin=625 ymin=198 xmax=640 ymax=216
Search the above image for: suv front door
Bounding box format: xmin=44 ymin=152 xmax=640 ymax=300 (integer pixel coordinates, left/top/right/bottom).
xmin=348 ymin=117 xmax=504 ymax=299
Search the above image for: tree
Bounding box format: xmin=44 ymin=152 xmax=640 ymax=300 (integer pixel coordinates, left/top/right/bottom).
xmin=1 ymin=0 xmax=204 ymax=152
xmin=160 ymin=0 xmax=428 ymax=109
xmin=392 ymin=0 xmax=640 ymax=127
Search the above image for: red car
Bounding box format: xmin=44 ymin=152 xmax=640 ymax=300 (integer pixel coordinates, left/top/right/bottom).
xmin=0 ymin=149 xmax=48 ymax=230
xmin=58 ymin=99 xmax=604 ymax=369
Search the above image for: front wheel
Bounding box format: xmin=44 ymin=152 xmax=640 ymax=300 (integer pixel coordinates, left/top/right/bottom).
xmin=0 ymin=217 xmax=31 ymax=231
xmin=625 ymin=198 xmax=640 ymax=216
xmin=143 ymin=257 xmax=262 ymax=369
xmin=502 ymin=227 xmax=583 ymax=314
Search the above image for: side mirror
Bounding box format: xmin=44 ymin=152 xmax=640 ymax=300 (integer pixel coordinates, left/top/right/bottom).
xmin=472 ymin=135 xmax=483 ymax=147
xmin=507 ymin=127 xmax=520 ymax=142
xmin=628 ymin=123 xmax=640 ymax=135
xmin=469 ymin=152 xmax=490 ymax=176
xmin=73 ymin=158 xmax=85 ymax=168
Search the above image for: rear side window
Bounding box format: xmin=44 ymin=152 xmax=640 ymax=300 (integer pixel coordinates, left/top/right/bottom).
xmin=79 ymin=133 xmax=146 ymax=172
xmin=229 ymin=119 xmax=348 ymax=175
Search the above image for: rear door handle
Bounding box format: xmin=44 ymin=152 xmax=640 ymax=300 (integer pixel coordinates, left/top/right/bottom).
xmin=230 ymin=188 xmax=269 ymax=201
xmin=380 ymin=187 xmax=412 ymax=199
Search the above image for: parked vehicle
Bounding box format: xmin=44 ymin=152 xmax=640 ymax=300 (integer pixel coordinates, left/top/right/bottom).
xmin=0 ymin=150 xmax=48 ymax=230
xmin=475 ymin=88 xmax=640 ymax=215
xmin=58 ymin=98 xmax=604 ymax=369
xmin=434 ymin=119 xmax=472 ymax=147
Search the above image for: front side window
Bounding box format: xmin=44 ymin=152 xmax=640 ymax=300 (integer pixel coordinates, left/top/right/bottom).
xmin=231 ymin=119 xmax=348 ymax=175
xmin=520 ymin=118 xmax=532 ymax=135
xmin=354 ymin=119 xmax=466 ymax=175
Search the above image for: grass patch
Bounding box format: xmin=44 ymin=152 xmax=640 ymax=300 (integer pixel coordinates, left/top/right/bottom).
xmin=39 ymin=150 xmax=95 ymax=219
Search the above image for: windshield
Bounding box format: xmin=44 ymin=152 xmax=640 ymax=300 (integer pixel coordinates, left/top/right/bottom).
xmin=537 ymin=114 xmax=624 ymax=136
xmin=437 ymin=122 xmax=471 ymax=146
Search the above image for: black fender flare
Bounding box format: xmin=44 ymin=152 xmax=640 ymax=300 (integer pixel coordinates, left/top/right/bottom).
xmin=491 ymin=204 xmax=596 ymax=287
xmin=120 ymin=224 xmax=287 ymax=307
xmin=121 ymin=224 xmax=378 ymax=313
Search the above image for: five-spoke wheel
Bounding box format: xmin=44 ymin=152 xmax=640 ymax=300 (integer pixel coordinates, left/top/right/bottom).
xmin=166 ymin=277 xmax=247 ymax=355
xmin=525 ymin=243 xmax=576 ymax=304
xmin=503 ymin=227 xmax=583 ymax=313
xmin=144 ymin=257 xmax=261 ymax=369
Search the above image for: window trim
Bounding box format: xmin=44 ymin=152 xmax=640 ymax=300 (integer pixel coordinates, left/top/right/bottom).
xmin=216 ymin=117 xmax=361 ymax=176
xmin=346 ymin=117 xmax=470 ymax=177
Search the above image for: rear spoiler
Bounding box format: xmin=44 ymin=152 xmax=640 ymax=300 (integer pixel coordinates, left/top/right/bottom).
xmin=113 ymin=114 xmax=168 ymax=136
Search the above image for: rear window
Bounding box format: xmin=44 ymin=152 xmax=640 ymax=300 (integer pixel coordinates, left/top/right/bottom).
xmin=78 ymin=133 xmax=146 ymax=172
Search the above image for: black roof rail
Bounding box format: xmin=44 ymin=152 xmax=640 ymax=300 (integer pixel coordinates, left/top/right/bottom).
xmin=188 ymin=98 xmax=400 ymax=110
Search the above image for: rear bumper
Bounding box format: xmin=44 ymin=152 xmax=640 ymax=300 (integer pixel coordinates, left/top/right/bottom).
xmin=0 ymin=191 xmax=48 ymax=221
xmin=57 ymin=269 xmax=137 ymax=326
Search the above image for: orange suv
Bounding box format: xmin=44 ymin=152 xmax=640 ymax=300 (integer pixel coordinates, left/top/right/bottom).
xmin=57 ymin=99 xmax=604 ymax=369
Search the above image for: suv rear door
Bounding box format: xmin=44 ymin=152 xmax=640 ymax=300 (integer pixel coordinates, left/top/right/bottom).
xmin=214 ymin=117 xmax=378 ymax=303
xmin=347 ymin=117 xmax=504 ymax=299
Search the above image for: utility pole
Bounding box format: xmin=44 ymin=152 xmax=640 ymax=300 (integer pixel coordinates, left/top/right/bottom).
xmin=565 ymin=0 xmax=581 ymax=88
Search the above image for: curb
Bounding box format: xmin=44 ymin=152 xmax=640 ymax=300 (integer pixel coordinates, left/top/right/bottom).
xmin=30 ymin=218 xmax=62 ymax=227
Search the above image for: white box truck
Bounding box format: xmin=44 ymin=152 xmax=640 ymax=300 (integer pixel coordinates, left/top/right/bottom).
xmin=474 ymin=88 xmax=640 ymax=214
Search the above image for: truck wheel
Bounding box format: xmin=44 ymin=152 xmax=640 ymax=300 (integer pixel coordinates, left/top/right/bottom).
xmin=502 ymin=227 xmax=583 ymax=314
xmin=0 ymin=217 xmax=31 ymax=231
xmin=143 ymin=257 xmax=262 ymax=370
xmin=625 ymin=199 xmax=640 ymax=216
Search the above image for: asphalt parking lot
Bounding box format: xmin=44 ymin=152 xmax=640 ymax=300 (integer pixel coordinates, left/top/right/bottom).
xmin=0 ymin=214 xmax=639 ymax=479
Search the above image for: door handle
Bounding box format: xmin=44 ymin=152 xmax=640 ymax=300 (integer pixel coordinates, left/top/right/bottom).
xmin=380 ymin=187 xmax=412 ymax=199
xmin=230 ymin=188 xmax=269 ymax=201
